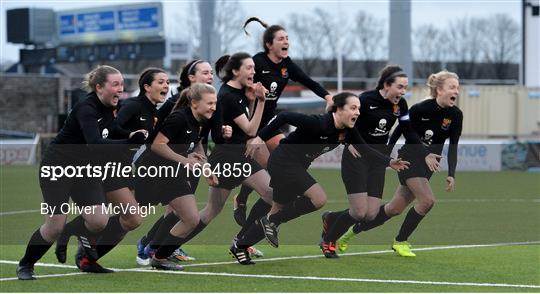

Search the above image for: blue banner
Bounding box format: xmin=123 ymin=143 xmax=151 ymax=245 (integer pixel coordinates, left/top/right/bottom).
xmin=118 ymin=7 xmax=159 ymax=30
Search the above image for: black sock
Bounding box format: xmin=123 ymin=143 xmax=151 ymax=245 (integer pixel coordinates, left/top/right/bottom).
xmin=154 ymin=233 xmax=184 ymax=259
xmin=324 ymin=208 xmax=349 ymax=230
xmin=96 ymin=216 xmax=127 ymax=259
xmin=237 ymin=199 xmax=271 ymax=238
xmin=268 ymin=196 xmax=318 ymax=226
xmin=236 ymin=222 xmax=265 ymax=249
xmin=179 ymin=220 xmax=207 ymax=245
xmin=324 ymin=210 xmax=357 ymax=242
xmin=19 ymin=229 xmax=53 ymax=266
xmin=356 ymin=205 xmax=391 ymax=233
xmin=149 ymin=213 xmax=180 ymax=249
xmin=236 ymin=185 xmax=253 ymax=204
xmin=141 ymin=215 xmax=164 ymax=247
xmin=63 ymin=215 xmax=99 ymax=240
xmin=395 ymin=207 xmax=425 ymax=242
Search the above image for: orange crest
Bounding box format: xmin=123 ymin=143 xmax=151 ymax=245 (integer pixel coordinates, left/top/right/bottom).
xmin=392 ymin=104 xmax=400 ymax=116
xmin=281 ymin=67 xmax=288 ymax=78
xmin=441 ymin=118 xmax=452 ymax=130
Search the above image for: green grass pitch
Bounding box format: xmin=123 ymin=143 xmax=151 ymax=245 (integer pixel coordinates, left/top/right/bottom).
xmin=0 ymin=165 xmax=539 ymax=292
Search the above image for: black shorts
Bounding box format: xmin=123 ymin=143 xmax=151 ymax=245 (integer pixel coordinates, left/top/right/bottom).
xmin=207 ymin=145 xmax=262 ymax=190
xmin=134 ymin=156 xmax=195 ymax=206
xmin=102 ymin=156 xmax=135 ymax=192
xmin=39 ymin=156 xmax=105 ymax=215
xmin=267 ymin=154 xmax=316 ymax=205
xmin=397 ymin=148 xmax=434 ymax=186
xmin=341 ymin=148 xmax=387 ymax=198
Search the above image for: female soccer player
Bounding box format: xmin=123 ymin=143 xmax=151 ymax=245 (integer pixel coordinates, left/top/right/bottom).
xmin=232 ymin=17 xmax=334 ymax=226
xmin=135 ymin=83 xmax=220 ymax=271
xmin=337 ymin=71 xmax=463 ymax=257
xmin=319 ymin=65 xmax=441 ymax=258
xmin=16 ymin=65 xmax=146 ymax=279
xmin=230 ymin=92 xmax=409 ymax=265
xmin=135 ymin=60 xmax=234 ymax=265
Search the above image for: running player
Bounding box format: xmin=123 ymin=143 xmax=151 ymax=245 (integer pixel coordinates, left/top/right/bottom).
xmin=229 ymin=92 xmax=409 ymax=265
xmin=16 ymin=65 xmax=146 ymax=279
xmin=135 ymin=60 xmax=233 ymax=264
xmin=337 ymin=71 xmax=463 ymax=257
xmin=319 ymin=65 xmax=441 ymax=258
xmin=232 ymin=17 xmax=334 ymax=226
xmin=135 ymin=83 xmax=220 ymax=271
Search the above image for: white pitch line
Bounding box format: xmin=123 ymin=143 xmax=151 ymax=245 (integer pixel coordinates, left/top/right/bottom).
xmin=0 ymin=260 xmax=78 ymax=269
xmin=0 ymin=272 xmax=87 ymax=282
xmin=179 ymin=240 xmax=540 ymax=268
xmin=1 ymin=241 xmax=539 ymax=288
xmin=118 ymin=268 xmax=540 ymax=289
xmin=0 ymin=209 xmax=39 ymax=216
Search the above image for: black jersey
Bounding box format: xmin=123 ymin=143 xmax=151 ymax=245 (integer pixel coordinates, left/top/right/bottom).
xmin=389 ymin=99 xmax=463 ymax=177
xmin=253 ymin=52 xmax=329 ymax=125
xmin=50 ymin=92 xmax=130 ymax=160
xmin=259 ymin=111 xmax=390 ymax=169
xmin=218 ymin=83 xmax=252 ymax=145
xmin=113 ymin=94 xmax=158 ymax=142
xmin=158 ymin=107 xmax=206 ymax=157
xmin=355 ymin=89 xmax=426 ymax=154
xmin=158 ymin=92 xmax=225 ymax=145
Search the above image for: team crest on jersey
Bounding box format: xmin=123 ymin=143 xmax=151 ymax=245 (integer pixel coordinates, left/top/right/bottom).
xmin=153 ymin=116 xmax=158 ymax=128
xmin=338 ymin=131 xmax=346 ymax=142
xmin=441 ymin=118 xmax=452 ymax=130
xmin=102 ymin=128 xmax=109 ymax=139
xmin=392 ymin=104 xmax=401 ymax=116
xmin=281 ymin=67 xmax=288 ymax=78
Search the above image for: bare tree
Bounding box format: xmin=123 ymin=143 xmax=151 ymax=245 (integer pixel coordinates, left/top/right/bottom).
xmin=446 ymin=16 xmax=487 ymax=79
xmin=180 ymin=0 xmax=248 ymax=57
xmin=413 ymin=24 xmax=448 ymax=78
xmin=482 ymin=14 xmax=520 ymax=79
xmin=350 ymin=10 xmax=386 ymax=78
xmin=284 ymin=12 xmax=325 ymax=75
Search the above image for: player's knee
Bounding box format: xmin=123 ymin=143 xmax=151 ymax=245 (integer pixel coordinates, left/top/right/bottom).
xmin=86 ymin=215 xmax=109 ymax=232
xmin=417 ymin=197 xmax=435 ymax=214
xmin=385 ymin=205 xmax=404 ymax=217
xmin=122 ymin=214 xmax=143 ymax=231
xmin=183 ymin=213 xmax=200 ymax=229
xmin=364 ymin=209 xmax=379 ymax=221
xmin=349 ymin=208 xmax=367 ymax=221
xmin=311 ymin=196 xmax=326 ymax=209
xmin=43 ymin=223 xmax=65 ymax=240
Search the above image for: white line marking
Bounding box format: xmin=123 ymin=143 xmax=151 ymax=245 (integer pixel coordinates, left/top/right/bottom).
xmin=179 ymin=240 xmax=540 ymax=268
xmin=117 ymin=268 xmax=540 ymax=289
xmin=0 ymin=260 xmax=77 ymax=269
xmin=0 ymin=272 xmax=87 ymax=281
xmin=0 ymin=210 xmax=39 ymax=216
xmin=1 ymin=241 xmax=539 ymax=288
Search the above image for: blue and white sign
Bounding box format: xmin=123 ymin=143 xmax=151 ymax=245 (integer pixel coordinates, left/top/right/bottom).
xmin=77 ymin=11 xmax=115 ymax=33
xmin=59 ymin=15 xmax=76 ymax=35
xmin=118 ymin=7 xmax=159 ymax=30
xmin=57 ymin=2 xmax=163 ymax=43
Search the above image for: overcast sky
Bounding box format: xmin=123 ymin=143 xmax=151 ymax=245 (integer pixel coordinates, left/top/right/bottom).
xmin=0 ymin=0 xmax=522 ymax=63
